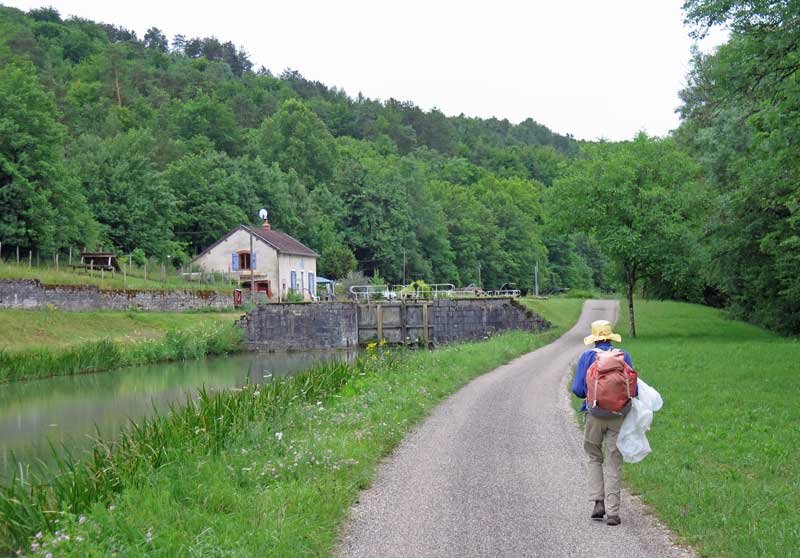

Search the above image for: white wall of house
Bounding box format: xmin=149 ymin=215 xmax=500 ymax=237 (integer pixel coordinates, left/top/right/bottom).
xmin=194 ymin=228 xmax=279 ymax=290
xmin=194 ymin=228 xmax=318 ymax=300
xmin=278 ymin=254 xmax=317 ymax=300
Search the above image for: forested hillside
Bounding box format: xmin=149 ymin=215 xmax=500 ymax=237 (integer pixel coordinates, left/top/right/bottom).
xmin=0 ymin=5 xmax=593 ymax=291
xmin=2 ymin=1 xmax=800 ymax=334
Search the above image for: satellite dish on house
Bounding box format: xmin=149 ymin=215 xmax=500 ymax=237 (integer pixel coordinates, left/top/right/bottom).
xmin=258 ymin=208 xmax=268 ymax=220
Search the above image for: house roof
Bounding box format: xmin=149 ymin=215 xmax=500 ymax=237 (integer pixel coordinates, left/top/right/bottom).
xmin=192 ymin=224 xmax=319 ymax=263
xmin=244 ymin=225 xmax=320 ymax=257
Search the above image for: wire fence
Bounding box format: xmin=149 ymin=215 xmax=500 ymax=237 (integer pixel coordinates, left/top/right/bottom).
xmin=0 ymin=244 xmax=235 ymax=291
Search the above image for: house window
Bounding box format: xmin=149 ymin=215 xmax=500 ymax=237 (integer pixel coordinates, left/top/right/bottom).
xmin=238 ymin=252 xmax=251 ymax=270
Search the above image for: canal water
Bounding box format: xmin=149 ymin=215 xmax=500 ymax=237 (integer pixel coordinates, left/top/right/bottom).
xmin=0 ymin=351 xmax=355 ymax=478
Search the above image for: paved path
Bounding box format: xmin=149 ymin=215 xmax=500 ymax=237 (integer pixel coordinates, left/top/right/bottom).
xmin=338 ymin=300 xmax=693 ymax=558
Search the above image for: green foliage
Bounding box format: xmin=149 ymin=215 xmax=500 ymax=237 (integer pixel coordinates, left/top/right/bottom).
xmin=0 ymin=60 xmax=97 ymax=251
xmin=549 ymin=134 xmax=704 ymax=335
xmin=130 ymin=248 xmax=145 ymax=267
xmin=0 ymin=5 xmax=585 ymax=301
xmin=678 ymin=0 xmax=800 ymax=332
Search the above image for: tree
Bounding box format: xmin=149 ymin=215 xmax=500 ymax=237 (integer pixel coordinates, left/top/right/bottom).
xmin=549 ymin=134 xmax=702 ymax=337
xmin=70 ymin=130 xmax=175 ymax=257
xmin=249 ymin=98 xmax=337 ymax=183
xmin=143 ymin=27 xmax=168 ymax=52
xmin=678 ymin=0 xmax=800 ymax=332
xmin=0 ymin=61 xmax=96 ymax=251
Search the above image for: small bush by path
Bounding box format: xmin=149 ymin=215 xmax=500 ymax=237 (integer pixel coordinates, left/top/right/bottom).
xmin=621 ymin=300 xmax=800 ymax=558
xmin=0 ymin=299 xmax=583 ymax=556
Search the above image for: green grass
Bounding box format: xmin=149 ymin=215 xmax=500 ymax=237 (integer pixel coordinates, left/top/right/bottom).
xmin=0 ymin=309 xmax=242 ymax=352
xmin=0 ymin=321 xmax=244 ymax=383
xmin=0 ymin=262 xmax=233 ymax=292
xmin=0 ymin=298 xmax=583 ymax=556
xmin=618 ymin=300 xmax=800 ymax=558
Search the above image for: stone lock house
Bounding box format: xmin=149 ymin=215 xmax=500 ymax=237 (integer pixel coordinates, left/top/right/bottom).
xmin=191 ymin=219 xmax=319 ymax=301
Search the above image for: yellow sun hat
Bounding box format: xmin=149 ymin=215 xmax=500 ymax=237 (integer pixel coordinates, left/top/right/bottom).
xmin=583 ymin=319 xmax=622 ymax=346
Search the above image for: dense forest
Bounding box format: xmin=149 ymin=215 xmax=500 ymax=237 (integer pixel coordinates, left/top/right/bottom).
xmin=0 ymin=4 xmax=587 ymax=293
xmin=1 ymin=1 xmax=799 ymax=333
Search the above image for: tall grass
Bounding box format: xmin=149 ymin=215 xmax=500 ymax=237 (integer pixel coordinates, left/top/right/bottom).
xmin=0 ymin=323 xmax=243 ymax=383
xmin=0 ymin=357 xmax=375 ymax=551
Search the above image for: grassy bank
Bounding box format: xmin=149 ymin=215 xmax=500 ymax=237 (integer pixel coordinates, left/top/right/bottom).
xmin=0 ymin=262 xmax=233 ymax=292
xmin=619 ymin=300 xmax=799 ymax=558
xmin=0 ymin=299 xmax=583 ymax=556
xmin=0 ymin=309 xmax=242 ymax=352
xmin=0 ymin=311 xmax=244 ymax=383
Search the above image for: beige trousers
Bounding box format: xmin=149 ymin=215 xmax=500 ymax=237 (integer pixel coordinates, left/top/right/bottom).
xmin=584 ymin=414 xmax=624 ymax=516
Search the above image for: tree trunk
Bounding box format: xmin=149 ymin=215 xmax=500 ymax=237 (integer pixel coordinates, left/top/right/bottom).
xmin=113 ymin=65 xmax=123 ymax=107
xmin=626 ymin=267 xmax=637 ymax=338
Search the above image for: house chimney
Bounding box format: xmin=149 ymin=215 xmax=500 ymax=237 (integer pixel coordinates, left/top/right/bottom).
xmin=262 ymin=218 xmax=271 ymax=231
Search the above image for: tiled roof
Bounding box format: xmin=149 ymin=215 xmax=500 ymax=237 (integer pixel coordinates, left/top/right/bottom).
xmin=245 ymin=226 xmax=319 ymax=257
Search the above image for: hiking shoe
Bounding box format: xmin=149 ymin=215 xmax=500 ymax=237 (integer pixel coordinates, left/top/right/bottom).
xmin=606 ymin=515 xmax=621 ymax=526
xmin=591 ymin=500 xmax=605 ymax=520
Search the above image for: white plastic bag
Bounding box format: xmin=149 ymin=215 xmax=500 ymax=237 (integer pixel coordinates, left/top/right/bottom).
xmin=617 ymin=399 xmax=653 ymax=463
xmin=617 ymin=378 xmax=662 ymax=463
xmin=637 ymin=378 xmax=663 ymax=412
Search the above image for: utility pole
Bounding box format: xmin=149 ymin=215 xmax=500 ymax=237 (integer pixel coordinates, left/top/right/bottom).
xmin=402 ymin=248 xmax=406 ymax=285
xmin=477 ymin=263 xmax=481 ymax=288
xmin=534 ymin=261 xmax=540 ymax=297
xmin=249 ymin=228 xmax=255 ymax=304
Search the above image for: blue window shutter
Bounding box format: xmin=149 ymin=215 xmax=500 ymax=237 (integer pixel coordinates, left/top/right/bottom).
xmin=291 ymin=271 xmax=297 ymax=291
xmin=309 ymin=273 xmax=314 ymax=295
xmin=251 ymin=252 xmax=257 ymax=270
xmin=232 ymin=253 xmax=239 ymax=271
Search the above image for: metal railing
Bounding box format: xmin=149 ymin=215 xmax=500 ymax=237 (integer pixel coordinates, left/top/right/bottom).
xmin=349 ymin=283 xmax=520 ymax=302
xmin=350 ymin=284 xmax=457 ymax=301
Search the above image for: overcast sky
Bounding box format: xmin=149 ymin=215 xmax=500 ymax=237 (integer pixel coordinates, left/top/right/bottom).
xmin=5 ymin=0 xmax=727 ymax=141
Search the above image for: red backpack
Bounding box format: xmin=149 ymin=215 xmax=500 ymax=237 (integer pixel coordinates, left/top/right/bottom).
xmin=586 ymin=348 xmax=637 ymax=417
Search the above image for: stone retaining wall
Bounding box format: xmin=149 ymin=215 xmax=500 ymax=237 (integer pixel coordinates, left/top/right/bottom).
xmin=238 ymin=298 xmax=549 ymax=351
xmin=236 ymin=303 xmax=358 ymax=351
xmin=0 ymin=280 xmax=232 ymax=312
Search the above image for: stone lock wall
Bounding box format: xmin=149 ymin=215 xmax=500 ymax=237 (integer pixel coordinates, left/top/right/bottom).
xmin=236 ymin=302 xmax=358 ymax=351
xmin=0 ymin=280 xmax=232 ymax=312
xmin=238 ymin=298 xmax=549 ymax=351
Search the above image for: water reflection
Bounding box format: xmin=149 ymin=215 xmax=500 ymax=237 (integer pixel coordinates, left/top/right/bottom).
xmin=0 ymin=350 xmax=355 ymax=478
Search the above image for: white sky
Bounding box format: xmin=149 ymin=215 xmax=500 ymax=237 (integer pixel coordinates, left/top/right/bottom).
xmin=4 ymin=0 xmax=727 ymax=141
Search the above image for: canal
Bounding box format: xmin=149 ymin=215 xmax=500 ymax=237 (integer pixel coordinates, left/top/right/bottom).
xmin=0 ymin=350 xmax=355 ymax=478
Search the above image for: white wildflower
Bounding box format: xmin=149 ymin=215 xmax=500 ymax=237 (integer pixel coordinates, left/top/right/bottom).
xmin=275 ymin=432 xmax=283 ymax=441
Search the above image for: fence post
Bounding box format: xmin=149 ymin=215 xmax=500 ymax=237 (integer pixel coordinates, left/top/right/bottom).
xmin=90 ymin=260 xmax=94 ymax=277
xmin=144 ymin=261 xmax=147 ymax=285
xmin=123 ymin=265 xmax=127 ymax=287
xmin=69 ymin=246 xmax=72 ymax=265
xmin=29 ymin=250 xmax=32 ymax=267
xmin=55 ymin=253 xmax=59 ymax=271
xmin=17 ymin=246 xmax=20 ymax=264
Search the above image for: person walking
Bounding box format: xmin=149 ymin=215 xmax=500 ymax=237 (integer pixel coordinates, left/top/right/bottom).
xmin=572 ymin=320 xmax=637 ymax=526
